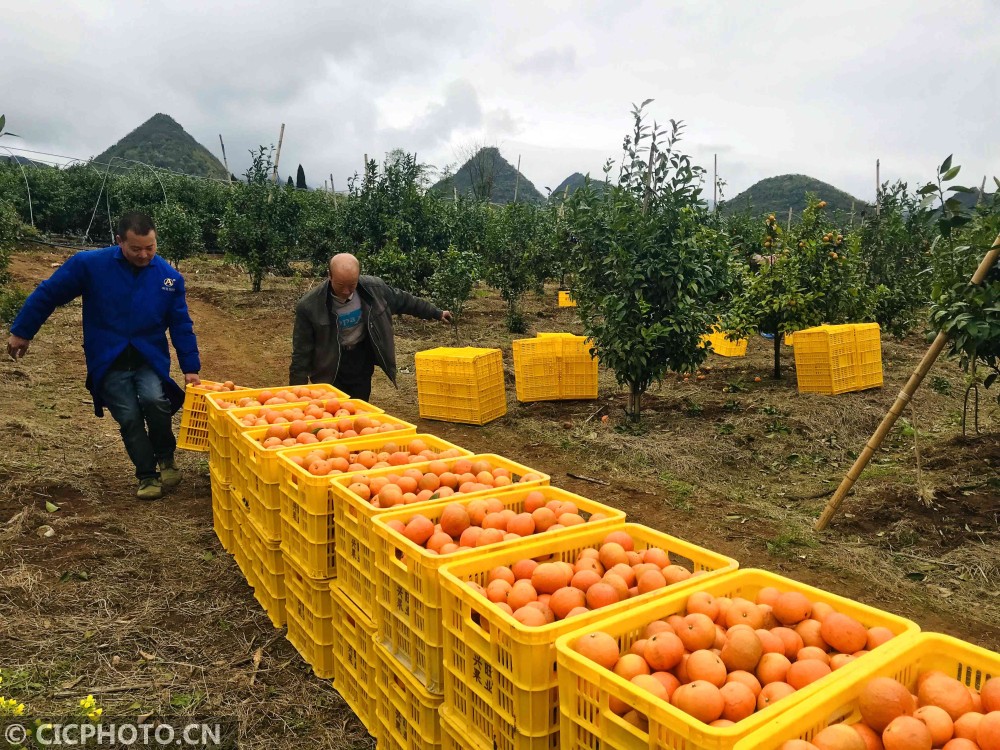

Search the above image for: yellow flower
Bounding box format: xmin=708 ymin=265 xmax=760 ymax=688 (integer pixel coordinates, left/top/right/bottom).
xmin=87 ymin=707 xmax=102 ymax=722
xmin=79 ymin=695 xmax=96 ymax=710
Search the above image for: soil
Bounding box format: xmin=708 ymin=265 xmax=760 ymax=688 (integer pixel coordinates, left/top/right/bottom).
xmin=2 ymin=248 xmax=998 ymax=747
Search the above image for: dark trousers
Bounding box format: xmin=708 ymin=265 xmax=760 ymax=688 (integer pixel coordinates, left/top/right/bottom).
xmin=333 ymin=340 xmax=376 ymax=402
xmin=100 ymin=365 xmax=175 ymax=480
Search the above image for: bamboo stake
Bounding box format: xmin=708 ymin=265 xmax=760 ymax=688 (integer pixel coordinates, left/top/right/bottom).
xmin=271 ymin=123 xmax=285 ymax=184
xmin=787 ymin=207 xmax=793 ymax=232
xmin=218 ymin=135 xmax=232 ymax=184
xmin=713 ymin=154 xmax=717 ymax=211
xmin=875 ymin=158 xmax=880 ymax=217
xmin=513 ymin=155 xmax=521 ymax=203
xmin=815 ymin=232 xmax=1000 ymax=531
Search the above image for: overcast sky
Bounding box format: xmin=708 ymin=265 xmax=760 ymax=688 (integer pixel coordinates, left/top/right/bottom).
xmin=3 ymin=1 xmax=997 ymax=201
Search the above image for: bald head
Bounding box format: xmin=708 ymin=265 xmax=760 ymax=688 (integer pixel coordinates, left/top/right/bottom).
xmin=328 ymin=253 xmax=360 ymax=300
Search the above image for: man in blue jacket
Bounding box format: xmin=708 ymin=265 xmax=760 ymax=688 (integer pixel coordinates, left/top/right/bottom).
xmin=6 ymin=212 xmax=202 ymax=500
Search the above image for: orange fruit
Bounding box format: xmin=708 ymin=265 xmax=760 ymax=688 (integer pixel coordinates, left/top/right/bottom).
xmin=586 ymin=582 xmax=619 ymax=609
xmin=780 ymin=742 xmax=821 ymax=750
xmin=866 ymin=627 xmax=894 ymax=650
xmin=613 ymin=653 xmax=650 ymax=682
xmin=882 ymin=715 xmax=932 ymax=750
xmin=532 ymin=563 xmax=570 ymax=595
xmin=982 ymin=677 xmax=1000 ymax=713
xmin=719 ymin=681 xmax=756 ymax=722
xmin=796 ymin=619 xmax=827 ymax=650
xmin=687 ymin=591 xmax=720 ymax=621
xmin=942 ymin=739 xmax=982 ymax=750
xmin=913 ymin=705 xmax=954 ymax=746
xmin=773 ymin=592 xmax=812 ymax=625
xmin=575 ymin=631 xmax=620 ymax=670
xmin=721 ymin=627 xmax=764 ymax=673
xmin=851 ymin=723 xmax=882 ymax=750
xmin=772 ymin=627 xmax=805 ymax=659
xmin=598 ymin=542 xmax=628 ymax=569
xmin=549 ymin=587 xmax=586 ymax=620
xmin=820 ymin=613 xmax=868 ymax=655
xmin=786 ymin=659 xmax=832 ymax=690
xmin=858 ymin=677 xmax=915 ymax=732
xmin=511 ymin=558 xmax=537 ymax=581
xmin=644 ymin=632 xmax=684 ymax=672
xmin=978 ymin=711 xmax=1000 ymax=750
xmin=919 ymin=675 xmax=976 ymax=720
xmin=677 ymin=613 xmax=717 ymax=652
xmin=798 ymin=646 xmax=831 ymax=665
xmin=686 ymin=649 xmax=727 ymax=688
xmin=507 ymin=580 xmax=537 ymax=611
xmin=672 ymin=680 xmax=724 ymax=724
xmin=513 ymin=606 xmax=547 ymax=627
xmin=603 ymin=530 xmax=634 ymax=551
xmin=637 ymin=569 xmax=667 ymax=595
xmin=812 ymin=724 xmax=866 ymax=750
xmin=726 ymin=670 xmax=762 ymax=696
xmin=403 ymin=515 xmax=435 ymax=546
xmin=756 ymin=652 xmax=792 ymax=685
xmin=757 ymin=681 xmax=795 ymax=710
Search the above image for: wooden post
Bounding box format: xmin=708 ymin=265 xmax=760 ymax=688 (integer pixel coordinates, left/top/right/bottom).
xmin=271 ymin=123 xmax=285 ymax=184
xmin=815 ymin=232 xmax=1000 ymax=531
xmin=324 ymin=179 xmax=328 ymax=192
xmin=713 ymin=154 xmax=717 ymax=211
xmin=330 ymin=173 xmax=335 ymax=194
xmin=513 ymin=155 xmax=521 ymax=203
xmin=219 ymin=135 xmax=232 ymax=184
xmin=787 ymin=207 xmax=793 ymax=232
xmin=875 ymin=158 xmax=880 ymax=217
xmin=850 ymin=200 xmax=855 ymax=228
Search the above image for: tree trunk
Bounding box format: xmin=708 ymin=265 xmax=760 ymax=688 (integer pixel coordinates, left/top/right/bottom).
xmin=627 ymin=383 xmax=643 ymax=421
xmin=773 ymin=334 xmax=782 ymax=379
xmin=252 ymin=272 xmax=263 ymax=293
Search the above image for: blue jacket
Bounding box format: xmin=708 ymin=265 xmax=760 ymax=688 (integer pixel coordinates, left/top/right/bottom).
xmin=10 ymin=246 xmax=201 ymax=416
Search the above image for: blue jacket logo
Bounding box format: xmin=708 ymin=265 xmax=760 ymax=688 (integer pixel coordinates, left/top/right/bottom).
xmin=163 ymin=278 xmax=175 ymax=287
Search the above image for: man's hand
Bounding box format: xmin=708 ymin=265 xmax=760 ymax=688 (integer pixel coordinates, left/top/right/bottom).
xmin=7 ymin=334 xmax=30 ymax=360
xmin=440 ymin=311 xmax=454 ymax=324
xmin=184 ymin=373 xmax=202 ymax=386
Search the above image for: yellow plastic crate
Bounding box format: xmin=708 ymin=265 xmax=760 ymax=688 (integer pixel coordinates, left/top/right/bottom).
xmin=374 ymin=641 xmax=443 ymax=750
xmin=177 ymin=380 xmax=237 ymax=452
xmin=278 ymin=433 xmax=472 ymax=517
xmin=512 ymin=337 xmax=563 ymax=402
xmin=234 ymin=413 xmax=417 ymax=486
xmin=372 ymin=486 xmax=625 ymax=694
xmin=234 ymin=463 xmax=282 ymax=543
xmin=732 ymin=632 xmax=998 ymax=750
xmin=244 ymin=515 xmax=285 ymax=629
xmin=853 ymin=322 xmax=883 ymax=391
xmin=440 ymin=706 xmax=489 ymax=750
xmin=205 ymin=383 xmax=350 ymax=443
xmin=783 ymin=330 xmax=795 ymax=346
xmin=793 ymin=324 xmax=858 ymax=394
xmin=211 ymin=473 xmax=233 ymax=553
xmin=283 ymin=553 xmax=335 ymax=645
xmin=559 ymin=336 xmax=599 ymax=400
xmin=557 ymin=290 xmax=577 ymax=307
xmin=334 ymin=454 xmax=549 ymax=620
xmin=415 ymin=347 xmax=507 ymax=425
xmin=231 ymin=502 xmax=252 ymax=582
xmin=331 ymin=584 xmax=377 ymax=733
xmin=207 ymin=419 xmax=233 ymax=485
xmin=704 ymin=330 xmax=749 ymax=358
xmin=437 ymin=523 xmax=738 ymax=750
xmin=221 ymin=396 xmax=381 ymax=449
xmin=555 ymin=568 xmax=921 ymax=750
xmin=285 ymin=605 xmax=335 ymax=679
xmin=277 ymin=434 xmax=473 ymax=580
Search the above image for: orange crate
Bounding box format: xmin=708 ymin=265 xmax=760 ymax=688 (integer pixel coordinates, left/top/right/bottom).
xmin=374 ymin=641 xmax=442 ymax=750
xmin=331 ymin=583 xmax=377 ymax=733
xmin=221 ymin=395 xmax=381 ymax=449
xmin=335 ymin=454 xmax=549 ymax=619
xmin=415 ymin=347 xmax=507 ymax=425
xmin=244 ymin=515 xmax=285 ymax=629
xmin=853 ymin=322 xmax=883 ymax=391
xmin=703 ymin=329 xmax=749 ymax=358
xmin=440 ymin=706 xmax=489 ymax=750
xmin=556 ymin=568 xmax=921 ymax=750
xmin=206 ymin=383 xmax=351 ymax=444
xmin=372 ymin=486 xmax=625 ymax=694
xmin=277 ymin=434 xmax=472 ymax=580
xmin=559 ymin=335 xmax=598 ymax=400
xmin=438 ymin=524 xmax=738 ymax=750
xmin=177 ymin=380 xmax=232 ymax=452
xmin=278 ymin=433 xmax=471 ymax=517
xmin=512 ymin=337 xmax=563 ymax=402
xmin=233 ymin=413 xmax=416 ymax=485
xmin=557 ymin=290 xmax=577 ymax=307
xmin=732 ymin=632 xmax=998 ymax=749
xmin=283 ymin=553 xmax=335 ymax=645
xmin=285 ymin=606 xmax=334 ymax=679
xmin=793 ymin=325 xmax=858 ymax=395
xmin=211 ymin=471 xmax=233 ymax=553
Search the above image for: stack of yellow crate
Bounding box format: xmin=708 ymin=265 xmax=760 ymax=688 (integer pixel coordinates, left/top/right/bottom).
xmin=702 ymin=328 xmax=749 ymax=357
xmin=414 ymin=347 xmax=507 ymax=425
xmin=557 ymin=290 xmax=577 ymax=307
xmin=793 ymin=323 xmax=883 ymax=394
xmin=512 ymin=333 xmax=598 ymax=402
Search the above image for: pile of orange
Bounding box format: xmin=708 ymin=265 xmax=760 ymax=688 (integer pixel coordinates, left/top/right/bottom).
xmin=257 ymin=415 xmax=409 ymax=448
xmin=286 ymin=438 xmax=465 ymax=477
xmin=572 ymin=586 xmax=901 ymax=729
xmin=784 ymin=672 xmax=1000 ymax=750
xmin=345 ymin=458 xmax=543 ymax=509
xmin=235 ymin=399 xmax=368 ymax=428
xmin=385 ymin=491 xmax=610 ymax=554
xmin=214 ymin=386 xmax=335 ymax=409
xmin=198 ymin=380 xmax=242 ymax=393
xmin=466 ymin=531 xmax=698 ymax=627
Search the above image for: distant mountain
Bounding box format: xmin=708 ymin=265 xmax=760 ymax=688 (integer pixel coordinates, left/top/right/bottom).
xmin=549 ymin=172 xmax=610 ymax=199
xmin=430 ymin=147 xmax=544 ymax=204
xmin=92 ymin=113 xmax=228 ymax=179
xmin=0 ymin=155 xmax=48 ymax=168
xmin=719 ymin=174 xmax=867 ymax=216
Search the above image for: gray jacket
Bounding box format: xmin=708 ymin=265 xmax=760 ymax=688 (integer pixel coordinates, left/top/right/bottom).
xmin=289 ymin=275 xmax=443 ymax=386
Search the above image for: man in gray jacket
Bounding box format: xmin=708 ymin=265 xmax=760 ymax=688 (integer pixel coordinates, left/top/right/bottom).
xmin=289 ymin=253 xmax=453 ymax=400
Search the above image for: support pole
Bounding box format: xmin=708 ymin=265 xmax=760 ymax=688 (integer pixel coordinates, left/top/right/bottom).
xmin=219 ymin=135 xmax=232 ymax=184
xmin=271 ymin=123 xmax=285 ymax=184
xmin=713 ymin=154 xmax=717 ymax=211
xmin=815 ymin=233 xmax=1000 ymax=531
xmin=875 ymin=158 xmax=880 ymax=217
xmin=513 ymin=155 xmax=521 ymax=203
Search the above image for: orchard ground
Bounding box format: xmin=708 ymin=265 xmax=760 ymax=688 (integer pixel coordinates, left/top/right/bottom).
xmin=1 ymin=248 xmax=998 ymax=748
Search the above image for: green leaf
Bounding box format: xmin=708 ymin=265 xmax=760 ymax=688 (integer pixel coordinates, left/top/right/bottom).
xmin=200 ymin=551 xmax=215 ymax=562
xmin=941 ymin=166 xmax=961 ymax=181
xmin=45 ymin=500 xmax=59 ymax=513
xmin=939 ymin=155 xmax=953 ymax=174
xmin=0 ymin=114 xmax=5 ymax=133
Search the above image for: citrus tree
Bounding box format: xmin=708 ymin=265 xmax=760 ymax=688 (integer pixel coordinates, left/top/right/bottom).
xmin=429 ymin=244 xmax=479 ymax=330
xmin=219 ymin=146 xmax=300 ymax=291
xmin=925 ymin=157 xmax=1000 ymax=422
xmin=564 ymin=102 xmax=731 ymax=420
xmin=481 ymin=201 xmax=546 ymax=333
xmin=725 ymin=197 xmax=870 ymax=378
xmin=153 ymin=201 xmax=203 ymax=268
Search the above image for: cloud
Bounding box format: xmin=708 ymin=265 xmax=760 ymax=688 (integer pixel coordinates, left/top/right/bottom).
xmin=513 ymin=47 xmax=577 ymax=75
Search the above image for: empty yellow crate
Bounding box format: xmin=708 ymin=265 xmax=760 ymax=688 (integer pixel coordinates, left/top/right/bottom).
xmin=703 ymin=330 xmax=749 ymax=358
xmin=283 ymin=553 xmax=335 ymax=645
xmin=285 ymin=605 xmax=334 ymax=679
xmin=513 ymin=336 xmax=598 ymax=402
xmin=331 ymin=584 xmax=377 ymax=733
xmin=793 ymin=324 xmax=858 ymax=394
xmin=732 ymin=632 xmax=998 ymax=750
xmin=438 ymin=524 xmax=738 ymax=750
xmin=334 ymin=454 xmax=549 ymax=620
xmin=374 ymin=641 xmax=443 ymax=750
xmin=415 ymin=347 xmax=506 ymax=425
xmin=853 ymin=322 xmax=883 ymax=390
xmin=555 ymin=568 xmax=920 ymax=750
xmin=557 ymin=290 xmax=577 ymax=307
xmin=372 ymin=486 xmax=625 ymax=694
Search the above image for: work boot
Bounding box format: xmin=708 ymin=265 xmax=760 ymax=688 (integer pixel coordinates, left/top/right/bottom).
xmin=159 ymin=458 xmax=182 ymax=488
xmin=137 ymin=477 xmax=163 ymax=500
